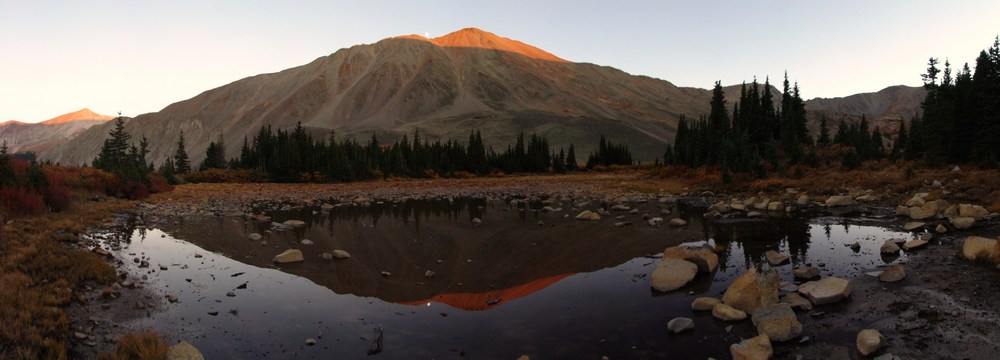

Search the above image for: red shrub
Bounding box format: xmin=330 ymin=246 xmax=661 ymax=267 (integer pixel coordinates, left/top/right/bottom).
xmin=0 ymin=186 xmax=45 ymax=216
xmin=147 ymin=174 xmax=174 ymax=194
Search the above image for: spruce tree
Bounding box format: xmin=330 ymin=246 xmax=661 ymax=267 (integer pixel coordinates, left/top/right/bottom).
xmin=817 ymin=117 xmax=831 ymax=145
xmin=174 ymin=132 xmax=191 ymax=174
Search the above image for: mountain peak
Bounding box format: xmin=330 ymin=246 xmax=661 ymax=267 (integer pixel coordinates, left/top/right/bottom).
xmin=427 ymin=27 xmax=567 ymax=62
xmin=41 ymin=108 xmax=114 ymax=125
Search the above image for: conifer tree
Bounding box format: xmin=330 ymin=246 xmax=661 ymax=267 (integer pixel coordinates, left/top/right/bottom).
xmin=174 ymin=132 xmax=191 ymax=174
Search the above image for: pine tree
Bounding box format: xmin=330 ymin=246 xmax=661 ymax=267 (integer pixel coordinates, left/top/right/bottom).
xmin=174 ymin=132 xmax=191 ymax=174
xmin=566 ymin=144 xmax=578 ymax=171
xmin=817 ymin=117 xmax=831 ymax=145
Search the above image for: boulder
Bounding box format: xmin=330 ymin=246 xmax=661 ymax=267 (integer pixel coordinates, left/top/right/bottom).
xmin=730 ymin=334 xmax=773 ymax=360
xmin=922 ymin=199 xmax=950 ymax=213
xmin=935 ymin=224 xmax=948 ymax=233
xmin=650 ymin=259 xmax=698 ymax=292
xmin=248 ymin=233 xmax=263 ymax=241
xmin=825 ymin=195 xmax=855 ymax=207
xmin=856 ymin=329 xmax=884 ymax=356
xmin=574 ymin=210 xmax=601 ymax=221
xmin=878 ymin=265 xmax=906 ymax=282
xmin=332 ymin=249 xmax=351 ymax=259
xmin=780 ymin=293 xmax=813 ymax=311
xmin=958 ymin=204 xmax=990 ymax=220
xmin=166 ymin=341 xmax=205 ymax=360
xmin=712 ymin=303 xmax=748 ymax=321
xmin=272 ymin=249 xmax=305 ymax=263
xmin=792 ymin=265 xmax=821 ymax=280
xmin=902 ymin=239 xmax=928 ymax=250
xmin=764 ymin=250 xmax=789 ymax=265
xmin=907 ymin=207 xmax=935 ymax=220
xmin=905 ymin=195 xmax=926 ymax=207
xmin=796 ymin=195 xmax=810 ymax=206
xmin=960 ymin=236 xmax=1000 ymax=262
xmin=747 ymin=211 xmax=763 ymax=218
xmin=731 ymin=202 xmax=747 ymax=211
xmin=722 ymin=265 xmax=780 ymax=314
xmin=754 ymin=198 xmax=770 ymax=210
xmin=667 ymin=317 xmax=695 ymax=333
xmin=902 ymin=222 xmax=925 ymax=231
xmin=691 ymin=297 xmax=722 ymax=311
xmin=752 ymin=304 xmax=803 ymax=342
xmin=798 ymin=277 xmax=852 ymax=305
xmin=668 ymin=218 xmax=688 ymax=226
xmin=856 ymin=194 xmax=877 ymax=202
xmin=951 ymin=217 xmax=975 ymax=229
xmin=663 ymin=245 xmax=719 ymax=273
xmin=879 ymin=240 xmax=901 ymax=254
xmin=766 ymin=201 xmax=783 ymax=211
xmin=320 ymin=203 xmax=335 ymax=211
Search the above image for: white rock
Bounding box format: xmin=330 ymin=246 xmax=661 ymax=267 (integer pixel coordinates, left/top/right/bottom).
xmin=667 ymin=317 xmax=695 ymax=333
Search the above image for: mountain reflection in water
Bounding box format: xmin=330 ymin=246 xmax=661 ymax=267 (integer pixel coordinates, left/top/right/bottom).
xmin=103 ymin=198 xmax=913 ymax=359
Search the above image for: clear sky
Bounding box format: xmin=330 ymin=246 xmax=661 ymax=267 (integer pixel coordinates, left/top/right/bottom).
xmin=2 ymin=0 xmax=998 ymax=122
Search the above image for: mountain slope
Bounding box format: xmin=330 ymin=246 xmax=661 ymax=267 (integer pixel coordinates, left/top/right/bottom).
xmin=38 ymin=29 xmax=923 ymax=166
xmin=0 ymin=108 xmax=111 ymax=155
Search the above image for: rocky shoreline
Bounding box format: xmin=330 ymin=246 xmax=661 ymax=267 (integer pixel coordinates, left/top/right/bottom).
xmin=70 ymin=175 xmax=1000 ymax=359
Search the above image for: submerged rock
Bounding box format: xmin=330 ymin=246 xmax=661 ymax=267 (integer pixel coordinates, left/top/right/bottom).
xmin=878 ymin=265 xmax=906 ymax=282
xmin=902 ymin=239 xmax=928 ymax=251
xmin=668 ymin=218 xmax=688 ymax=226
xmin=880 ymin=240 xmax=901 ymax=254
xmin=792 ymin=265 xmax=820 ymax=280
xmin=691 ymin=297 xmax=722 ymax=311
xmin=764 ymin=250 xmax=789 ymax=266
xmin=825 ymin=195 xmax=854 ymax=207
xmin=667 ymin=317 xmax=695 ymax=333
xmin=574 ymin=210 xmax=601 ymax=221
xmin=283 ymin=220 xmax=306 ymax=227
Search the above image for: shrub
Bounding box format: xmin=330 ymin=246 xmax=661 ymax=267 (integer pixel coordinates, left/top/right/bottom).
xmin=98 ymin=331 xmax=168 ymax=360
xmin=0 ymin=186 xmax=45 ymax=216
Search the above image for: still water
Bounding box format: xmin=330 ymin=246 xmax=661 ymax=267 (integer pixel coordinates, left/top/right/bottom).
xmin=98 ymin=198 xmax=914 ymax=359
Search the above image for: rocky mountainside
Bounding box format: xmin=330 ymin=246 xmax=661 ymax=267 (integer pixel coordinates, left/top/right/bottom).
xmin=0 ymin=108 xmax=112 ymax=156
xmin=36 ymin=28 xmax=923 ymax=166
xmin=806 ymin=85 xmax=926 ymax=134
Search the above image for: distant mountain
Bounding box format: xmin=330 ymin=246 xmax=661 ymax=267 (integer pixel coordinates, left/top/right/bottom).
xmin=0 ymin=108 xmax=111 ymax=156
xmin=37 ymin=29 xmax=924 ymax=166
xmin=806 ymin=85 xmax=926 ymax=134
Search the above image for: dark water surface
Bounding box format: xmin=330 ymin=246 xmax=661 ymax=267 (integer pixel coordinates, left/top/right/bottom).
xmin=99 ymin=199 xmax=915 ymax=359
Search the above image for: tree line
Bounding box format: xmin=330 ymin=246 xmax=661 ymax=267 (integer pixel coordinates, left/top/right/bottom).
xmin=154 ymin=124 xmax=633 ymax=183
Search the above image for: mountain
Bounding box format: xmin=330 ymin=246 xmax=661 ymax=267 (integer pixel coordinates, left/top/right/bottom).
xmin=805 ymin=85 xmax=925 ymax=134
xmin=0 ymin=108 xmax=112 ymax=155
xmin=38 ymin=29 xmax=923 ymax=166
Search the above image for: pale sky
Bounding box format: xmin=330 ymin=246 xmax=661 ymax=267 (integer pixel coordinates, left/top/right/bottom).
xmin=2 ymin=0 xmax=999 ymax=122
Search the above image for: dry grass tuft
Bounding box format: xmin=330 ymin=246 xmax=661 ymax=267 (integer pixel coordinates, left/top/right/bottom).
xmin=97 ymin=331 xmax=168 ymax=360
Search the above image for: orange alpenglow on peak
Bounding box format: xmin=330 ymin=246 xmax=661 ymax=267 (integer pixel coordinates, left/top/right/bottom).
xmin=395 ymin=27 xmax=568 ymax=63
xmin=40 ymin=108 xmax=114 ymax=125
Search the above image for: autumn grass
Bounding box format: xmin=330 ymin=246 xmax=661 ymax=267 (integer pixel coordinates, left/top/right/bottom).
xmin=0 ymin=198 xmax=132 ymax=359
xmin=97 ymin=331 xmax=168 ymax=360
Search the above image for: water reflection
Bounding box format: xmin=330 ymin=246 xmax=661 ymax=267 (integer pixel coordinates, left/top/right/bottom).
xmin=96 ymin=198 xmax=915 ymax=359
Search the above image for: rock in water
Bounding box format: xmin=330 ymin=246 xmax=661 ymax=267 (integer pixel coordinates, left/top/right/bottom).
xmin=902 ymin=239 xmax=928 ymax=250
xmin=731 ymin=334 xmax=772 ymax=360
xmin=764 ymin=250 xmax=789 ymax=265
xmin=798 ymin=277 xmax=852 ymax=305
xmin=668 ymin=218 xmax=688 ymax=226
xmin=792 ymin=265 xmax=820 ymax=280
xmin=722 ymin=265 xmax=780 ymax=314
xmin=283 ymin=220 xmax=306 ymax=227
xmin=878 ymin=265 xmax=906 ymax=282
xmin=667 ymin=317 xmax=695 ymax=333
xmin=880 ymin=240 xmax=901 ymax=254
xmin=272 ymin=249 xmax=304 ymax=263
xmin=712 ymin=303 xmax=748 ymax=321
xmin=663 ymin=245 xmax=719 ymax=273
xmin=691 ymin=297 xmax=722 ymax=311
xmin=166 ymin=341 xmax=205 ymax=360
xmin=650 ymin=259 xmax=698 ymax=292
xmin=856 ymin=329 xmax=884 ymax=356
xmin=779 ymin=293 xmax=813 ymax=311
xmin=908 ymin=207 xmax=935 ymax=220
xmin=902 ymin=222 xmax=925 ymax=231
xmin=248 ymin=233 xmax=263 ymax=241
xmin=367 ymin=325 xmax=383 ymax=355
xmin=332 ymin=249 xmax=351 ymax=259
xmin=574 ymin=210 xmax=601 ymax=221
xmin=960 ymin=236 xmax=1000 ymax=262
xmin=752 ymin=304 xmax=802 ymax=342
